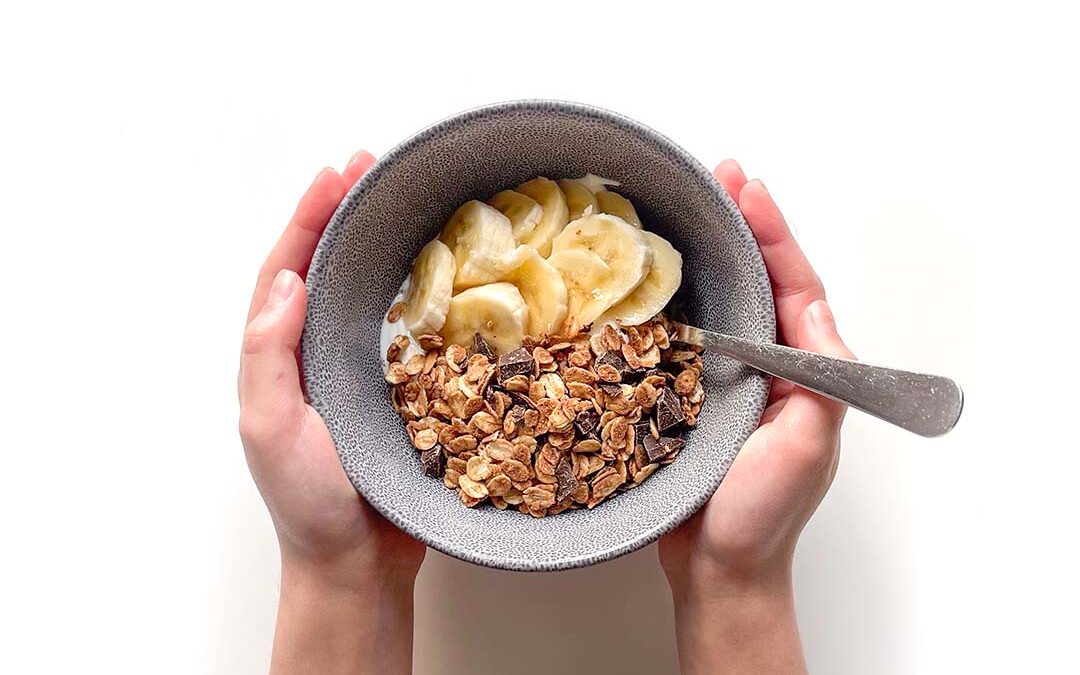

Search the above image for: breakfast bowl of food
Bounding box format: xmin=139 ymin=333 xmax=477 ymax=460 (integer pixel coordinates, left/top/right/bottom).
xmin=302 ymin=100 xmax=775 ymax=571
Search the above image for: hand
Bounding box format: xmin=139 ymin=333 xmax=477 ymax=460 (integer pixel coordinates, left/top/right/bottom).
xmin=659 ymin=160 xmax=854 ymax=674
xmin=239 ymin=151 xmax=425 ymax=675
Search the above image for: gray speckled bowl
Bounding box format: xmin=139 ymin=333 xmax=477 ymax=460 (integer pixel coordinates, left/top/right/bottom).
xmin=302 ymin=101 xmax=775 ymax=571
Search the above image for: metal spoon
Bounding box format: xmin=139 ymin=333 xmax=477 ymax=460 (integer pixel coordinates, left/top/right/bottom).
xmin=674 ymin=323 xmax=963 ymax=437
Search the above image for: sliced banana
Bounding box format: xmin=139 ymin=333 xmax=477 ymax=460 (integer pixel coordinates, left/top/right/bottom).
xmin=551 ymin=213 xmax=653 ymax=319
xmin=577 ymin=173 xmax=620 ymax=194
xmin=596 ymin=231 xmax=683 ymax=327
xmin=439 ymin=200 xmax=517 ymax=291
xmin=440 ymin=282 xmax=527 ymax=354
xmin=488 ymin=190 xmax=543 ymax=243
xmin=557 ymin=178 xmax=598 ymax=221
xmin=595 ymin=190 xmax=642 ymax=228
xmin=546 ymin=249 xmax=614 ymax=330
xmin=513 ymin=177 xmax=569 ymax=257
xmin=402 ymin=239 xmax=456 ymax=336
xmin=507 ymin=246 xmax=568 ymax=337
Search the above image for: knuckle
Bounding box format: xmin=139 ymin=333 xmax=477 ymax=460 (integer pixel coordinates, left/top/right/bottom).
xmin=238 ymin=409 xmax=282 ymax=449
xmin=781 ymin=434 xmax=837 ymax=474
xmin=242 ymin=321 xmax=274 ymax=355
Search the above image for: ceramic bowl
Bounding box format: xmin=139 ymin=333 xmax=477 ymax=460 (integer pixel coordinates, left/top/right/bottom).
xmin=302 ymin=100 xmax=774 ymax=571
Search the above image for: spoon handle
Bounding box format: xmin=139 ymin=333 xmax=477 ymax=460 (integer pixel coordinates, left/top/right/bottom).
xmin=674 ymin=323 xmax=963 ymax=437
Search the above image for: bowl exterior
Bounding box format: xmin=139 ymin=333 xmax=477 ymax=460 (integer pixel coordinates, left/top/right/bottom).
xmin=302 ymin=101 xmax=774 ymax=571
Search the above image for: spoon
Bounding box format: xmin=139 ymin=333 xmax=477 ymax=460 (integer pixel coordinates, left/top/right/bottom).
xmin=674 ymin=323 xmax=963 ymax=437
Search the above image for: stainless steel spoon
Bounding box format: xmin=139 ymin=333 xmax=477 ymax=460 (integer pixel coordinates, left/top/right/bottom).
xmin=674 ymin=323 xmax=963 ymax=437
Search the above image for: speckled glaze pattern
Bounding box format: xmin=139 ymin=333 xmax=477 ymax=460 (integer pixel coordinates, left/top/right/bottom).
xmin=302 ymin=101 xmax=775 ymax=571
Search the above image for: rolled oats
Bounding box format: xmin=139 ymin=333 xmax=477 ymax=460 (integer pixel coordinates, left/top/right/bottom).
xmin=386 ymin=301 xmax=408 ymax=323
xmin=386 ymin=315 xmax=706 ymax=516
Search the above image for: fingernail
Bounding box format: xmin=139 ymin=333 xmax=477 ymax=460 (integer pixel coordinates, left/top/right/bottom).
xmin=752 ymin=178 xmax=768 ymax=193
xmin=268 ymin=269 xmax=297 ymax=306
xmin=347 ymin=149 xmax=374 ymax=167
xmin=808 ymin=300 xmax=834 ymax=329
xmin=309 ymin=167 xmax=334 ymax=189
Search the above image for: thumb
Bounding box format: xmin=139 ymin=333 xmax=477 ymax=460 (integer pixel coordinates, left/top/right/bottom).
xmin=778 ymin=299 xmax=855 ymax=436
xmin=239 ymin=269 xmax=307 ymax=443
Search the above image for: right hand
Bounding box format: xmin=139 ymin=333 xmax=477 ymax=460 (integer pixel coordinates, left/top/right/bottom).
xmin=660 ymin=159 xmax=854 ymax=595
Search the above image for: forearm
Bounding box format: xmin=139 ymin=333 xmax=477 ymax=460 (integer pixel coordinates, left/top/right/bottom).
xmin=669 ymin=570 xmax=806 ymax=675
xmin=270 ymin=557 xmax=416 ymax=675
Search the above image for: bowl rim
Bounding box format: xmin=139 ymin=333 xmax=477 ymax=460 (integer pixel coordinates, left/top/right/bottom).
xmin=304 ymin=99 xmax=775 ymax=570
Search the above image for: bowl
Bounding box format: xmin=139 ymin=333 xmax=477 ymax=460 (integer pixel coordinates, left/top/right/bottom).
xmin=302 ymin=100 xmax=775 ymax=571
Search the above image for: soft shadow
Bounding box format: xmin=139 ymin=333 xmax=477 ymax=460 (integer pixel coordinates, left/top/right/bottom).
xmin=413 ymin=543 xmax=681 ymax=675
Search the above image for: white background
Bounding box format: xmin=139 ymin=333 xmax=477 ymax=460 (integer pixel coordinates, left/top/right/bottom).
xmin=1 ymin=1 xmax=1076 ymax=673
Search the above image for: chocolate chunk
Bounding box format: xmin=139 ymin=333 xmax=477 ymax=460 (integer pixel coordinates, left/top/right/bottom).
xmin=472 ymin=333 xmax=496 ymax=360
xmin=497 ymin=347 xmax=535 ymax=383
xmin=506 ymin=404 xmax=527 ymax=425
xmin=420 ymin=446 xmax=444 ymax=477
xmin=656 ymin=387 xmax=686 ymax=431
xmin=574 ymin=408 xmax=600 ymax=438
xmin=555 ymin=455 xmax=578 ymax=502
xmin=642 ymin=435 xmax=684 ymax=462
xmin=632 ymin=420 xmax=653 ymax=444
xmin=599 ymin=383 xmax=624 ymax=398
xmin=508 ymin=391 xmax=538 ymax=410
xmin=596 ymin=350 xmax=631 ymax=377
xmin=625 ymin=367 xmax=658 ymax=383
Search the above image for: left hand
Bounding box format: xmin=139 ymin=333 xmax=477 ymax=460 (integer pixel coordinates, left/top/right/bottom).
xmin=238 ymin=151 xmax=425 ymax=589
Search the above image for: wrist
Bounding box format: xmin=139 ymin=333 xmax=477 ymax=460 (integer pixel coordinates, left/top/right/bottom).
xmin=273 ymin=551 xmax=417 ymax=675
xmin=280 ymin=546 xmax=419 ymax=598
xmin=664 ymin=544 xmax=794 ymax=606
xmin=667 ymin=564 xmax=805 ymax=675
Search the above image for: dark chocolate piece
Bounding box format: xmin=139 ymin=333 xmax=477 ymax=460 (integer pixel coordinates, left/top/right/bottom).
xmin=642 ymin=435 xmax=685 ymax=462
xmin=596 ymin=350 xmax=631 ymax=378
xmin=506 ymin=405 xmax=527 ymax=425
xmin=420 ymin=446 xmax=444 ymax=477
xmin=555 ymin=455 xmax=578 ymax=502
xmin=497 ymin=347 xmax=535 ymax=382
xmin=472 ymin=333 xmax=496 ymax=360
xmin=632 ymin=420 xmax=653 ymax=445
xmin=574 ymin=408 xmax=601 ymax=438
xmin=598 ymin=383 xmax=624 ymax=398
xmin=656 ymin=387 xmax=686 ymax=431
xmin=508 ymin=391 xmax=538 ymax=410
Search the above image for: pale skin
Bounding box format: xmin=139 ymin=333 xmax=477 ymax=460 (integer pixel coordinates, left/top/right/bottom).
xmin=239 ymin=154 xmax=852 ymax=674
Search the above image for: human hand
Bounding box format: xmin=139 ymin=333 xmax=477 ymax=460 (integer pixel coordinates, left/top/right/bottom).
xmin=239 ymin=152 xmax=424 ymax=674
xmin=659 ymin=160 xmax=854 ymax=674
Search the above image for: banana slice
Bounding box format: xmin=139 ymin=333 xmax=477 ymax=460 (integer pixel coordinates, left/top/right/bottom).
xmin=402 ymin=239 xmax=456 ymax=336
xmin=577 ymin=173 xmax=620 ymax=194
xmin=507 ymin=246 xmax=568 ymax=337
xmin=513 ymin=177 xmax=569 ymax=257
xmin=551 ymin=213 xmax=653 ymax=315
xmin=440 ymin=282 xmax=528 ymax=354
xmin=439 ymin=200 xmax=517 ymax=291
xmin=546 ymin=249 xmax=614 ymax=330
xmin=488 ymin=190 xmax=543 ymax=243
xmin=596 ymin=231 xmax=683 ymax=327
xmin=557 ymin=179 xmax=598 ymax=221
xmin=595 ymin=190 xmax=643 ymax=228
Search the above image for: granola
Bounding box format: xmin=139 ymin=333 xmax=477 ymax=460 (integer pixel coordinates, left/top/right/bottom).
xmin=386 ymin=314 xmax=705 ymax=516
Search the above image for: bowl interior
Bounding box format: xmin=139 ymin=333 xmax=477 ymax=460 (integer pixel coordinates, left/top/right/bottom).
xmin=303 ymin=101 xmax=774 ymax=570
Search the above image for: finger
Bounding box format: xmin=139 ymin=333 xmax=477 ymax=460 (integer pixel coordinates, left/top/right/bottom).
xmin=777 ymin=300 xmax=855 ymax=444
xmin=246 ymin=168 xmax=347 ymax=322
xmin=767 ymin=378 xmax=794 ymax=405
xmin=341 ymin=149 xmax=376 ymax=188
xmin=713 ymin=159 xmax=748 ymax=204
xmin=239 ymin=269 xmax=308 ymax=443
xmin=758 ymin=396 xmax=789 ymax=425
xmin=740 ymin=179 xmax=825 ymax=346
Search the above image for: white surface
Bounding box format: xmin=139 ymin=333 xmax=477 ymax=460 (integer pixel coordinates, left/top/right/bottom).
xmin=0 ymin=1 xmax=1075 ymax=673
